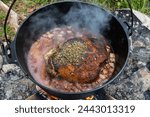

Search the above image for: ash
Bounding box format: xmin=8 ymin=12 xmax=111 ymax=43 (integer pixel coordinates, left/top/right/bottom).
xmin=0 ymin=48 xmax=36 ymax=99
xmin=104 ymin=10 xmax=150 ymax=100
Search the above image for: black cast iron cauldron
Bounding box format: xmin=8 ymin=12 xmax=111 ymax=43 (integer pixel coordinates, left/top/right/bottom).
xmin=3 ymin=1 xmax=133 ymax=99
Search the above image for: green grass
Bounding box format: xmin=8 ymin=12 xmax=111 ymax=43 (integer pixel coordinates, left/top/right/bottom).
xmin=0 ymin=11 xmax=5 ymax=40
xmin=85 ymin=0 xmax=150 ymax=15
xmin=0 ymin=11 xmax=15 ymax=41
xmin=0 ymin=11 xmax=6 ymax=20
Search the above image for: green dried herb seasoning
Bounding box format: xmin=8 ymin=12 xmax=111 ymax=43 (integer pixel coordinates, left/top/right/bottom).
xmin=52 ymin=39 xmax=87 ymax=66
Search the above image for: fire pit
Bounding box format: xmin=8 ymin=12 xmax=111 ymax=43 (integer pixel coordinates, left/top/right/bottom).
xmin=1 ymin=1 xmax=135 ymax=99
xmin=1 ymin=4 xmax=149 ymax=100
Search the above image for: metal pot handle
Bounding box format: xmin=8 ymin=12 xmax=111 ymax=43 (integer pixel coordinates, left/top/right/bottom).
xmin=1 ymin=40 xmax=17 ymax=64
xmin=2 ymin=0 xmax=17 ymax=64
xmin=123 ymin=20 xmax=132 ymax=36
xmin=124 ymin=0 xmax=133 ymax=36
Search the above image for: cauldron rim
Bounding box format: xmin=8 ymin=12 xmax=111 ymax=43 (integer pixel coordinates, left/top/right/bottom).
xmin=13 ymin=1 xmax=130 ymax=98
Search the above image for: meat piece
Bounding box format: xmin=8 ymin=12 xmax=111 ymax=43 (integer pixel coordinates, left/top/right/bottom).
xmin=44 ymin=37 xmax=109 ymax=83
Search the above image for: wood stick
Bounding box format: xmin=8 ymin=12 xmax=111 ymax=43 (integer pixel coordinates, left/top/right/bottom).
xmin=0 ymin=1 xmax=19 ymax=31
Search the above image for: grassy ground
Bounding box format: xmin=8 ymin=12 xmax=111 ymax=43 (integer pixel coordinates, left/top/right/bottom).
xmin=91 ymin=0 xmax=150 ymax=14
xmin=0 ymin=0 xmax=150 ymax=41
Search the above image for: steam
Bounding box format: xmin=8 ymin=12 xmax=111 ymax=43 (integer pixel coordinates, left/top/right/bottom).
xmin=27 ymin=6 xmax=61 ymax=40
xmin=23 ymin=2 xmax=112 ymax=60
xmin=63 ymin=3 xmax=112 ymax=37
xmin=28 ymin=2 xmax=112 ymax=39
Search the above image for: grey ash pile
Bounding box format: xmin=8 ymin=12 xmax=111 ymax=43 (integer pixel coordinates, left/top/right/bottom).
xmin=0 ymin=47 xmax=35 ymax=100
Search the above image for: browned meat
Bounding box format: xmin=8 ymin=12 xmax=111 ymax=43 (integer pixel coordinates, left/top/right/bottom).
xmin=44 ymin=37 xmax=109 ymax=83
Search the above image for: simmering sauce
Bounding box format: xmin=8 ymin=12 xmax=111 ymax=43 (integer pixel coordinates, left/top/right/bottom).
xmin=27 ymin=26 xmax=115 ymax=92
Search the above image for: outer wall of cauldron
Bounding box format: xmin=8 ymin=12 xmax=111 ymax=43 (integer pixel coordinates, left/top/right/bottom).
xmin=14 ymin=2 xmax=129 ymax=99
